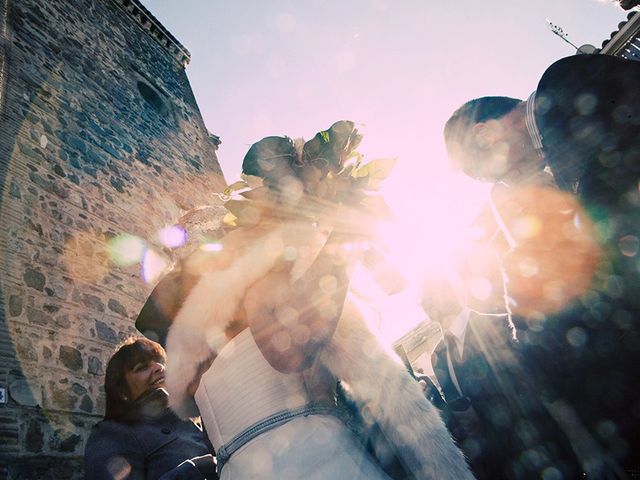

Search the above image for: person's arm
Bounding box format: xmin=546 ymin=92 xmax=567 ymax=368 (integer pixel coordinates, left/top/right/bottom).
xmin=246 ymin=230 xmax=353 ymax=373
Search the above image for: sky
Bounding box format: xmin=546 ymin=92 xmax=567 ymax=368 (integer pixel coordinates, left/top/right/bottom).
xmin=138 ymin=0 xmax=631 ymax=336
xmin=141 ymin=0 xmax=627 ymax=179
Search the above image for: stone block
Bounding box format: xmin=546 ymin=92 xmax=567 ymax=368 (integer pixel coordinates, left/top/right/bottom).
xmin=70 ymin=383 xmax=87 ymax=396
xmin=25 ymin=418 xmax=44 ymax=453
xmin=9 ymin=379 xmax=40 ymax=407
xmin=58 ymin=345 xmax=82 ymax=371
xmin=8 ymin=295 xmax=23 ymax=317
xmin=81 ymin=293 xmax=104 ymax=313
xmin=49 ymin=429 xmax=82 ymax=453
xmin=48 ymin=380 xmax=78 ymax=410
xmin=23 ymin=268 xmax=46 ymax=291
xmin=26 ymin=307 xmax=51 ymax=327
xmin=16 ymin=337 xmax=38 ymax=362
xmin=87 ymin=356 xmax=103 ymax=375
xmin=107 ymin=298 xmax=128 ymax=317
xmin=95 ymin=320 xmax=117 ymax=343
xmin=79 ymin=395 xmax=93 ymax=414
xmin=54 ymin=314 xmax=71 ymax=329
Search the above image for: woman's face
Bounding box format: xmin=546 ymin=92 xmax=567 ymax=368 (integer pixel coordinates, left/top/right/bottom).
xmin=124 ymin=358 xmax=166 ymax=401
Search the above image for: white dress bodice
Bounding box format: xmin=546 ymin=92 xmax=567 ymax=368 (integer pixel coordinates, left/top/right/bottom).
xmin=194 ymin=328 xmax=391 ymax=479
xmin=194 ymin=328 xmax=313 ymax=451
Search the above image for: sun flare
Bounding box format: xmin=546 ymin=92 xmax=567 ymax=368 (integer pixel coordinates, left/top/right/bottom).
xmin=352 ymin=158 xmax=492 ymax=345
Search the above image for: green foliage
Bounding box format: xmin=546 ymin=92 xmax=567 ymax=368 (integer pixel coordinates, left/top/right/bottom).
xmin=351 ymin=157 xmax=397 ymax=191
xmin=222 ymin=122 xmax=397 ymax=230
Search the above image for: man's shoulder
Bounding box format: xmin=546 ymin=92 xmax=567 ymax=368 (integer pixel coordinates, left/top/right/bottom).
xmin=538 ymin=54 xmax=639 ymax=93
xmin=544 ymin=53 xmax=617 ymax=72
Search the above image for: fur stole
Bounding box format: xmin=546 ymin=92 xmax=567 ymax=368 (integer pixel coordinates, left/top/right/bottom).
xmin=164 ymin=223 xmax=474 ymax=480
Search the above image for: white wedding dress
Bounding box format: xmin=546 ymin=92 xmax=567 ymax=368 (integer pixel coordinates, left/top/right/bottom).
xmin=194 ymin=328 xmax=391 ymax=479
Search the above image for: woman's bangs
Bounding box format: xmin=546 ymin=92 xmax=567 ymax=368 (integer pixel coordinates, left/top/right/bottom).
xmin=123 ymin=339 xmax=166 ymax=369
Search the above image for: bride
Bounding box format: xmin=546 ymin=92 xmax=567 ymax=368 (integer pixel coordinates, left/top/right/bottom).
xmin=142 ymin=121 xmax=474 ymax=479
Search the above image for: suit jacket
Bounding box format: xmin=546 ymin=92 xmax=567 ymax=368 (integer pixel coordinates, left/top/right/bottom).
xmin=534 ymin=53 xmax=640 ymax=475
xmin=433 ymin=314 xmax=584 ymax=480
xmin=523 ymin=295 xmax=640 ymax=476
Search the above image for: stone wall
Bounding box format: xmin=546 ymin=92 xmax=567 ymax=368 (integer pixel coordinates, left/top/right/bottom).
xmin=0 ymin=0 xmax=226 ymax=477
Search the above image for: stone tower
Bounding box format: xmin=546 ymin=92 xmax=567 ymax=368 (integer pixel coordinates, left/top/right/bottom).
xmin=0 ymin=0 xmax=226 ymax=477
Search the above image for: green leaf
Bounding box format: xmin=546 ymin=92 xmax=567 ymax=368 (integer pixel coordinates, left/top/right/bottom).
xmin=353 ymin=157 xmax=397 ymax=190
xmin=222 ymin=211 xmax=238 ymax=228
xmin=222 ymin=180 xmax=249 ymax=199
xmin=224 ymin=199 xmax=250 ymax=217
xmin=239 ymin=174 xmax=264 ymax=189
xmin=320 ymin=130 xmax=330 ymax=143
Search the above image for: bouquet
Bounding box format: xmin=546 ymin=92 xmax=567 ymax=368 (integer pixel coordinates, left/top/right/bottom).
xmin=214 ymin=120 xmax=398 ymax=283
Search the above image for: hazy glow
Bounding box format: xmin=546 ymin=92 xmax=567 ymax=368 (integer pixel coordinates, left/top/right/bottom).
xmin=61 ymin=231 xmax=111 ymax=283
xmin=201 ymin=242 xmax=223 ymax=252
xmin=140 ymin=1 xmax=625 ymax=185
xmin=159 ymin=225 xmax=187 ymax=248
xmin=498 ymin=187 xmax=601 ymax=316
xmin=348 ymin=163 xmax=492 ymax=345
xmin=142 ymin=248 xmax=170 ymax=284
xmin=350 ymin=268 xmax=426 ymax=348
xmin=619 ymin=235 xmax=639 ymax=257
xmin=512 ymin=216 xmax=543 ymax=240
xmin=375 ymin=161 xmax=491 ymax=288
xmin=136 ymin=0 xmax=627 ymax=341
xmin=107 ymin=234 xmax=146 ymax=266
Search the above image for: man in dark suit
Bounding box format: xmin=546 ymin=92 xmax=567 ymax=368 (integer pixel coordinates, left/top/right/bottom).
xmin=421 ymin=275 xmax=589 ymax=479
xmin=444 ymin=54 xmax=640 ymax=200
xmin=442 ymin=53 xmax=640 ymax=477
xmin=619 ymin=0 xmax=640 ymax=10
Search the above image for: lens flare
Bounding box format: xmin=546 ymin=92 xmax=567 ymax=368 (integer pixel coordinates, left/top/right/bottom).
xmin=107 ymin=234 xmax=146 ymax=267
xmin=499 ymin=187 xmax=601 ymax=316
xmin=201 ymin=242 xmax=223 ymax=252
xmin=159 ymin=225 xmax=187 ymax=248
xmin=142 ymin=248 xmax=169 ymax=284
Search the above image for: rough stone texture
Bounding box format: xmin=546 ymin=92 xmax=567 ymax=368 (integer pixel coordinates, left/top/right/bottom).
xmin=58 ymin=346 xmax=82 ymax=371
xmin=0 ymin=0 xmax=226 ymax=477
xmin=87 ymin=356 xmax=103 ymax=376
xmin=9 ymin=378 xmax=39 ymax=407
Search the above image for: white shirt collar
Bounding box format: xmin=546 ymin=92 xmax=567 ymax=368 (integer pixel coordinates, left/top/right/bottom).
xmin=445 ymin=307 xmax=470 ymax=357
xmin=525 ymin=91 xmax=545 ymax=157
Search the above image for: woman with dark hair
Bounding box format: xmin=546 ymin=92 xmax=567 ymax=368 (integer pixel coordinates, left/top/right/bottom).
xmin=84 ymin=337 xmax=216 ymax=480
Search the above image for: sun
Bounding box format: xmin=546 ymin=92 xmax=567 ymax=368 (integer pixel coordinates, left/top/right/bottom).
xmin=351 ymin=156 xmax=492 ymax=346
xmin=378 ymin=160 xmax=490 ymax=283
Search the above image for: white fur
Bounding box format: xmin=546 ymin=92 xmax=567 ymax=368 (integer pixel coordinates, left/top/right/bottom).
xmin=165 ymin=223 xmax=474 ymax=478
xmin=323 ymin=299 xmax=474 ymax=479
xmin=165 ymin=223 xmax=323 ymax=416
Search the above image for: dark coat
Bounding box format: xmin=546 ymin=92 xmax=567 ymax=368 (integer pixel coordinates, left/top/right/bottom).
xmin=535 ymin=54 xmax=640 ymax=201
xmin=521 ymin=296 xmax=640 ymax=476
xmin=533 ymin=53 xmax=640 ymax=475
xmin=84 ymin=409 xmax=214 ymax=480
xmin=433 ymin=314 xmax=583 ymax=480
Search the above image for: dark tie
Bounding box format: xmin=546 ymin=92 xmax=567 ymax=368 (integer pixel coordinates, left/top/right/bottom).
xmin=432 ymin=333 xmax=471 ymax=412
